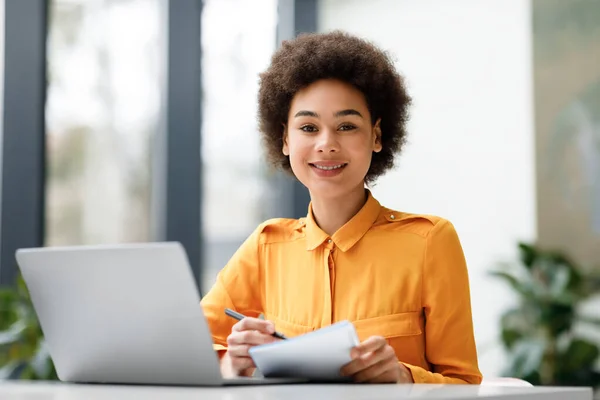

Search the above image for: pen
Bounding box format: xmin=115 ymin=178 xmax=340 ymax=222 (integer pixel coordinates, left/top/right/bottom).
xmin=224 ymin=308 xmax=288 ymax=340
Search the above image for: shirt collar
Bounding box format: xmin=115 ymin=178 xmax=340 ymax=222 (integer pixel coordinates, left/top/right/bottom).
xmin=304 ymin=189 xmax=382 ymax=252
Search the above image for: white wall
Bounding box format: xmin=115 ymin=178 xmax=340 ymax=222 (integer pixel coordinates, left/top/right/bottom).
xmin=318 ymin=0 xmax=536 ymax=377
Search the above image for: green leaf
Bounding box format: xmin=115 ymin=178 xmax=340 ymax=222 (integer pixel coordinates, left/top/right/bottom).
xmin=548 ymin=266 xmax=570 ymax=297
xmin=0 ymin=288 xmax=18 ymax=302
xmin=547 ymin=252 xmax=576 ymax=271
xmin=0 ymin=360 xmax=23 ymax=380
xmin=489 ymin=271 xmax=535 ymax=299
xmin=0 ymin=274 xmax=58 ymax=381
xmin=580 ymin=273 xmax=600 ymax=297
xmin=560 ymin=339 xmax=599 ymax=371
xmin=552 ymin=292 xmax=578 ymax=306
xmin=518 ymin=243 xmax=539 ymax=269
xmin=501 ymin=328 xmax=522 ymax=350
xmin=30 ymin=340 xmax=52 ymax=378
xmin=545 ymin=305 xmax=574 ymax=336
xmin=16 ymin=275 xmax=31 ymax=300
xmin=578 ymin=314 xmax=600 ymax=326
xmin=499 ymin=308 xmax=532 ymax=348
xmin=510 ymin=338 xmax=546 ymax=379
xmin=0 ymin=321 xmax=26 ymax=346
xmin=0 ymin=289 xmax=19 ymax=328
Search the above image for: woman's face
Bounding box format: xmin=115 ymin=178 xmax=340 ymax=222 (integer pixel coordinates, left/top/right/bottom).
xmin=283 ymin=79 xmax=382 ymax=199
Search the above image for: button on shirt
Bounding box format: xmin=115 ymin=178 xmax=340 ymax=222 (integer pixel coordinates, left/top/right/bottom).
xmin=200 ymin=190 xmax=482 ymax=384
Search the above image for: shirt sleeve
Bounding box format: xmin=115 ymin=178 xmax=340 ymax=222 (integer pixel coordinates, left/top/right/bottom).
xmin=404 ymin=219 xmax=482 ymax=384
xmin=200 ymin=224 xmax=264 ymax=357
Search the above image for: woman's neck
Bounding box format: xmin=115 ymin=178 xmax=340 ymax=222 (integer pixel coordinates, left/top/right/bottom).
xmin=309 ymin=185 xmax=368 ymax=236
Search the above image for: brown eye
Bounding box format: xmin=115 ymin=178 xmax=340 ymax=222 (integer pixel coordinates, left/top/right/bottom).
xmin=339 ymin=124 xmax=356 ymax=131
xmin=301 ymin=125 xmax=318 ymax=133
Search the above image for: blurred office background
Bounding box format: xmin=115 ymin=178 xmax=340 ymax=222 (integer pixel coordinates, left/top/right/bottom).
xmin=0 ymin=0 xmax=599 ymax=389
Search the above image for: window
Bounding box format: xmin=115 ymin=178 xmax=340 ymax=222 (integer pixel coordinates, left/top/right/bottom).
xmin=200 ymin=0 xmax=279 ymax=293
xmin=45 ymin=0 xmax=160 ymax=246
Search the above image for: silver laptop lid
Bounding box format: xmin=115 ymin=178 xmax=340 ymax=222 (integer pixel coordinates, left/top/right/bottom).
xmin=15 ymin=242 xmax=223 ymax=386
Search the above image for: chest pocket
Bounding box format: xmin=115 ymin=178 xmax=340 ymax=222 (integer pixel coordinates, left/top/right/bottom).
xmin=352 ymin=311 xmax=425 ymax=367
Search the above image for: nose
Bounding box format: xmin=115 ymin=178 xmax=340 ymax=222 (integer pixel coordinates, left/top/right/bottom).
xmin=315 ymin=128 xmax=340 ymax=153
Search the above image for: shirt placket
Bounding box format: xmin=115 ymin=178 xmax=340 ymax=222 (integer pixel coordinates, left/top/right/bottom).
xmin=320 ymin=238 xmax=335 ymax=327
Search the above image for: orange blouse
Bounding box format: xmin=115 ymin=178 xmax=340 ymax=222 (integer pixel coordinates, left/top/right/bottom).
xmin=200 ymin=190 xmax=482 ymax=384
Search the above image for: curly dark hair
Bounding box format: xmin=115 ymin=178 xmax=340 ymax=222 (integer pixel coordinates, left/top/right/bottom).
xmin=258 ymin=30 xmax=412 ymax=184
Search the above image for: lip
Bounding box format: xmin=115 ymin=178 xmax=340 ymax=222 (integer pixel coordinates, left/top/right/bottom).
xmin=308 ymin=161 xmax=348 ymax=178
xmin=309 ymin=161 xmax=348 ymax=167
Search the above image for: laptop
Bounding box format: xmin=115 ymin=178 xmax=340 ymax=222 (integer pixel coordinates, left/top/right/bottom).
xmin=15 ymin=242 xmax=304 ymax=386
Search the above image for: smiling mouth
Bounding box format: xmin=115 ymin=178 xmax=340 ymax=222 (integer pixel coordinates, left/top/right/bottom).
xmin=309 ymin=163 xmax=347 ymax=171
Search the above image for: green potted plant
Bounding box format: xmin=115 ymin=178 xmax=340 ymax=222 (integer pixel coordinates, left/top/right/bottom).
xmin=491 ymin=242 xmax=600 ymax=387
xmin=0 ymin=275 xmax=58 ymax=380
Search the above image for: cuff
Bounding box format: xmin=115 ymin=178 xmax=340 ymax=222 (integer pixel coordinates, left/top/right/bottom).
xmin=400 ymin=362 xmax=420 ymax=383
xmin=213 ymin=344 xmax=228 ymax=359
xmin=399 ymin=362 xmax=482 ymax=384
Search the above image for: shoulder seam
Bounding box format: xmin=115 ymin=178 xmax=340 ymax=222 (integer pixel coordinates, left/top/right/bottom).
xmin=256 ymin=218 xmax=304 ymax=246
xmin=260 ymin=235 xmax=306 ymax=246
xmin=424 ymin=218 xmax=449 ymax=239
xmin=382 ymin=209 xmax=439 ymax=226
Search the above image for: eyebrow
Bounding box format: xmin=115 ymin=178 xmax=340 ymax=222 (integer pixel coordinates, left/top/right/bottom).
xmin=334 ymin=109 xmax=363 ymax=118
xmin=293 ymin=109 xmax=363 ymax=118
xmin=294 ymin=110 xmax=320 ymax=118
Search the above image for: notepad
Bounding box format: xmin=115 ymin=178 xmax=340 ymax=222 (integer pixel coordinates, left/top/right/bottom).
xmin=248 ymin=320 xmax=360 ymax=381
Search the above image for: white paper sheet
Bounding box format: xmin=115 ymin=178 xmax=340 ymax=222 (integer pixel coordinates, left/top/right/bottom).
xmin=248 ymin=320 xmax=360 ymax=381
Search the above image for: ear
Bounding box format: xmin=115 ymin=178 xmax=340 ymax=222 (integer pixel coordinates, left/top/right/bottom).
xmin=372 ymin=119 xmax=382 ymax=153
xmin=282 ymin=124 xmax=290 ymax=156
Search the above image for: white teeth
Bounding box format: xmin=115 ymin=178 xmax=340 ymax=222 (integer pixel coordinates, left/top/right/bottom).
xmin=313 ymin=164 xmax=344 ymax=171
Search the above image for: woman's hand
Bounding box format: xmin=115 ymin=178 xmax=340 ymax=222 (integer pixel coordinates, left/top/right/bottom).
xmin=220 ymin=317 xmax=279 ymax=378
xmin=340 ymin=336 xmax=414 ymax=383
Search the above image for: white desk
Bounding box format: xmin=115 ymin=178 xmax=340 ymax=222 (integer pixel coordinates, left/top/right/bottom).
xmin=0 ymin=381 xmax=593 ymax=400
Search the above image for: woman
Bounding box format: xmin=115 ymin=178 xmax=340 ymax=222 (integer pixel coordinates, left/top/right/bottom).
xmin=201 ymin=30 xmax=482 ymax=385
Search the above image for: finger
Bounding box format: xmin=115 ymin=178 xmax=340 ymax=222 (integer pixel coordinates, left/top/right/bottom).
xmin=231 ymin=355 xmax=255 ymax=372
xmin=354 ymin=357 xmax=397 ymax=383
xmin=228 ymin=330 xmax=278 ymax=346
xmin=226 ymin=343 xmax=251 ymax=358
xmin=232 ymin=317 xmax=275 ymax=334
xmin=341 ymin=343 xmax=392 ymax=377
xmin=351 ymin=336 xmax=387 ymax=357
xmin=341 ymin=352 xmax=378 ymax=377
